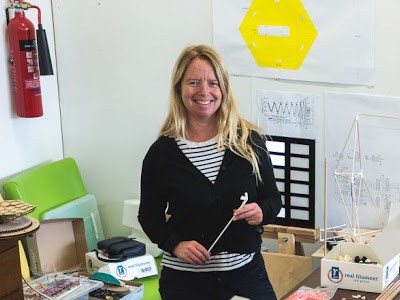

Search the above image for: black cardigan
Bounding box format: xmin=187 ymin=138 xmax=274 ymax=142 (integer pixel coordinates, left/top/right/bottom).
xmin=138 ymin=134 xmax=282 ymax=255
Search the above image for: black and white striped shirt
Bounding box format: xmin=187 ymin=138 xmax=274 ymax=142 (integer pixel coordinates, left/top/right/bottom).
xmin=176 ymin=135 xmax=224 ymax=183
xmin=160 ymin=136 xmax=254 ymax=272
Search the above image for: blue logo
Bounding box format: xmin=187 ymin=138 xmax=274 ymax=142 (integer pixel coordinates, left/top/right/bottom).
xmin=328 ymin=266 xmax=343 ymax=283
xmin=116 ymin=265 xmax=127 ymax=277
xmin=88 ymin=259 xmax=93 ymax=271
xmin=385 ymin=266 xmax=389 ymax=283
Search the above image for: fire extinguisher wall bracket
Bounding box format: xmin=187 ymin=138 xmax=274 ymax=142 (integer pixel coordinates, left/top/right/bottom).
xmin=7 ymin=8 xmax=43 ymax=118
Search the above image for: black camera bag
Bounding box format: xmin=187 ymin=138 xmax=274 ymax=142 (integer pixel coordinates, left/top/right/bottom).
xmin=96 ymin=236 xmax=146 ymax=262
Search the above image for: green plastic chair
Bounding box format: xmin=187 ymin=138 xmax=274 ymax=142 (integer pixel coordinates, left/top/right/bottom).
xmin=3 ymin=157 xmax=87 ymax=220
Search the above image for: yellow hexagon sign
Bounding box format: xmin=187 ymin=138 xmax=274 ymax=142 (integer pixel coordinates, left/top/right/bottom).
xmin=239 ymin=0 xmax=318 ymax=70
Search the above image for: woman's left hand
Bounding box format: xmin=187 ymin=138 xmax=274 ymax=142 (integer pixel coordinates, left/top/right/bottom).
xmin=233 ymin=202 xmax=263 ymax=225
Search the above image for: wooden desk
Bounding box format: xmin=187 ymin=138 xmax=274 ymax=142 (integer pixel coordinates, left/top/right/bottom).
xmin=285 ymin=268 xmax=400 ymax=300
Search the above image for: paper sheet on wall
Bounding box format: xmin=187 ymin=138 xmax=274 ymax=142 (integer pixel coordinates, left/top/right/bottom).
xmin=213 ymin=0 xmax=374 ymax=86
xmin=325 ymin=93 xmax=400 ymax=230
xmin=257 ymin=89 xmax=321 ymax=140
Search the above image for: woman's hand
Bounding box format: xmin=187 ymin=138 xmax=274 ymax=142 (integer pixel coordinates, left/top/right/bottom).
xmin=173 ymin=241 xmax=211 ymax=264
xmin=233 ymin=202 xmax=263 ymax=225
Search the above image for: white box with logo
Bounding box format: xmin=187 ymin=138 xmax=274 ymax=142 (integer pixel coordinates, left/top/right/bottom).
xmin=321 ymin=215 xmax=400 ymax=293
xmin=85 ymin=251 xmax=158 ymax=281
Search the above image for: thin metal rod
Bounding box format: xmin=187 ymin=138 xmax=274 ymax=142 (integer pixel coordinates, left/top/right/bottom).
xmin=357 ymin=112 xmax=400 ymax=121
xmin=335 ymin=174 xmax=353 ymax=229
xmin=324 ymin=159 xmax=328 ymax=256
xmin=334 ymin=118 xmax=356 ymax=171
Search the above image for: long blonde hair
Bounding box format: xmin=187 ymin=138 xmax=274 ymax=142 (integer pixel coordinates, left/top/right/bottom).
xmin=159 ymin=44 xmax=266 ymax=181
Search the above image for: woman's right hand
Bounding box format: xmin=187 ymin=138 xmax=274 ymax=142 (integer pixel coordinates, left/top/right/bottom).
xmin=173 ymin=241 xmax=211 ymax=265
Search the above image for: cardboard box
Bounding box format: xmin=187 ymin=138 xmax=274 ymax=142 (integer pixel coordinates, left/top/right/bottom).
xmin=27 ymin=218 xmax=88 ymax=275
xmin=85 ymin=251 xmax=158 ymax=281
xmin=321 ymin=215 xmax=400 ymax=293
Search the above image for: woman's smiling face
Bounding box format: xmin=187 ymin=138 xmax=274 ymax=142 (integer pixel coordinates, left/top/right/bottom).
xmin=181 ymin=57 xmax=222 ymax=124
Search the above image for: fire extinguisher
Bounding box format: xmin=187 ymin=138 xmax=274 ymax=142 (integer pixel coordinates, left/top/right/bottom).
xmin=6 ymin=1 xmax=53 ymax=118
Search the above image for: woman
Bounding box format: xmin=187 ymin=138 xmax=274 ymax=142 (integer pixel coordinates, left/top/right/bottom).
xmin=139 ymin=44 xmax=282 ymax=300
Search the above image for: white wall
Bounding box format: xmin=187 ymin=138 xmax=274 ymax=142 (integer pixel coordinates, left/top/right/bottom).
xmin=52 ymin=0 xmax=400 ymax=253
xmin=51 ymin=0 xmax=215 ymax=237
xmin=0 ymin=0 xmax=62 ymax=190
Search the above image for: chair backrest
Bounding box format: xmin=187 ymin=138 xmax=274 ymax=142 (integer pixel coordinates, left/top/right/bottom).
xmin=3 ymin=157 xmax=87 ymax=220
